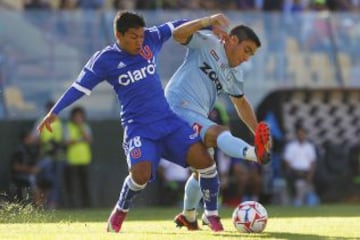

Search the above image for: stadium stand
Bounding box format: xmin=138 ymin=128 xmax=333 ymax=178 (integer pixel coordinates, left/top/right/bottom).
xmin=4 ymin=86 xmax=35 ymax=114
xmin=257 ymin=88 xmax=360 ymax=202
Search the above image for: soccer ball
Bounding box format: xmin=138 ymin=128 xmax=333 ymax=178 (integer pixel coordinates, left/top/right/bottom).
xmin=232 ymin=201 xmax=268 ymax=233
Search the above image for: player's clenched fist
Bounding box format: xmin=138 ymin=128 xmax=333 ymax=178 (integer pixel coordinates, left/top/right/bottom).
xmin=201 ymin=14 xmax=230 ymax=42
xmin=37 ymin=112 xmax=58 ymax=133
xmin=173 ymin=13 xmax=230 ymax=45
xmin=204 ymin=13 xmax=230 ymax=28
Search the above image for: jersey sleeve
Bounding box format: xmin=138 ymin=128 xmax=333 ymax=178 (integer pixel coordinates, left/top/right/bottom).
xmin=186 ymin=30 xmax=213 ymax=49
xmin=51 ymin=51 xmax=107 ymax=115
xmin=147 ymin=19 xmax=188 ymax=47
xmin=75 ymin=50 xmax=107 ymax=94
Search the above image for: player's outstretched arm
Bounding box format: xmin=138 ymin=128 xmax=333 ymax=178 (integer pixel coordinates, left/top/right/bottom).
xmin=37 ymin=112 xmax=58 ymax=133
xmin=230 ymin=96 xmax=258 ymax=135
xmin=37 ymin=86 xmax=85 ymax=133
xmin=173 ymin=13 xmax=230 ymax=44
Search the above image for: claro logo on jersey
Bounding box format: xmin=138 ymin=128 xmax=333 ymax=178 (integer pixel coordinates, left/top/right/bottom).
xmin=200 ymin=62 xmax=222 ymax=94
xmin=118 ymin=63 xmax=156 ymax=86
xmin=118 ymin=45 xmax=156 ymax=86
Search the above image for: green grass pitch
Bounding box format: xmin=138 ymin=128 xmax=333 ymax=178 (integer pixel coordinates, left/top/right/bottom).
xmin=1 ymin=204 xmax=360 ymax=240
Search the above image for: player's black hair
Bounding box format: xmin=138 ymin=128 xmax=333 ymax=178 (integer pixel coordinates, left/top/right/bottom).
xmin=114 ymin=11 xmax=146 ymax=35
xmin=230 ymin=25 xmax=261 ymax=47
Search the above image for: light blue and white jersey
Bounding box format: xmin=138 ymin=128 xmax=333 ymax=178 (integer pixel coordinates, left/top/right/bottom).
xmin=165 ymin=30 xmax=245 ymax=117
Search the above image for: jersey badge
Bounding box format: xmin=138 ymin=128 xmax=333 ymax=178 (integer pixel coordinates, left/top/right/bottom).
xmin=139 ymin=45 xmax=153 ymax=60
xmin=130 ymin=147 xmax=142 ymax=159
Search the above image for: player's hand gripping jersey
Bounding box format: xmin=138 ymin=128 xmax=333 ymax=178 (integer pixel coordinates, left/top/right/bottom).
xmin=52 ymin=20 xmax=186 ymax=138
xmin=165 ymin=30 xmax=245 ymax=116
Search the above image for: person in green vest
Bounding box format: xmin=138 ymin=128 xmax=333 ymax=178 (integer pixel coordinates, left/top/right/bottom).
xmin=34 ymin=100 xmax=65 ymax=209
xmin=64 ymin=106 xmax=92 ymax=208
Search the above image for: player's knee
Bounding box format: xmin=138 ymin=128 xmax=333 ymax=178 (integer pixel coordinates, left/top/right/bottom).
xmin=131 ymin=174 xmax=149 ymax=186
xmin=130 ymin=161 xmax=152 ymax=185
xmin=187 ymin=142 xmax=215 ymax=169
xmin=126 ymin=175 xmax=147 ymax=191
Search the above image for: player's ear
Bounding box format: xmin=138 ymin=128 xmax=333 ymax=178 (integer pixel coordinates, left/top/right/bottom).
xmin=227 ymin=35 xmax=237 ymax=47
xmin=115 ymin=31 xmax=121 ymax=38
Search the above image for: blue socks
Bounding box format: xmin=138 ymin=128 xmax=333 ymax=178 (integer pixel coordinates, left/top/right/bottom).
xmin=183 ymin=164 xmax=220 ymax=219
xmin=197 ymin=164 xmax=219 ymax=216
xmin=117 ymin=175 xmax=147 ymax=211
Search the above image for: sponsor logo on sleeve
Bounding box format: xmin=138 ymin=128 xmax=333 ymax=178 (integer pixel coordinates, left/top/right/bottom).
xmin=210 ymin=49 xmax=219 ymax=61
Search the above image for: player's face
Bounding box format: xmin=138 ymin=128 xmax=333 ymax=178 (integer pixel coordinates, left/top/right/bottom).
xmin=116 ymin=27 xmax=145 ymax=55
xmin=226 ymin=37 xmax=258 ymax=67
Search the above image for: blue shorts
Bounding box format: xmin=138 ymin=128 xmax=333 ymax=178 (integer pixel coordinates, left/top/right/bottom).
xmin=122 ymin=116 xmax=200 ymax=181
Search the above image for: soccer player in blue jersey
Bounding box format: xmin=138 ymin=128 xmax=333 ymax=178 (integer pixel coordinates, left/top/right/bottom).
xmin=164 ymin=16 xmax=272 ymax=230
xmin=37 ymin=11 xmax=230 ymax=232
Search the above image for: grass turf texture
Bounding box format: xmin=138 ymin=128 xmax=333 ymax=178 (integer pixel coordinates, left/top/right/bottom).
xmin=0 ymin=204 xmax=359 ymax=240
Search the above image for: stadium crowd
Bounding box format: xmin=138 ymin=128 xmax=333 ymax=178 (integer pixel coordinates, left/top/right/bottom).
xmin=0 ymin=0 xmax=359 ymax=11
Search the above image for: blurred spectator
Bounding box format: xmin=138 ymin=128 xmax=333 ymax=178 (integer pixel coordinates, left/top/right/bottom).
xmin=288 ymin=0 xmax=308 ymax=12
xmin=64 ymin=106 xmax=93 ymax=208
xmin=222 ymin=158 xmax=262 ymax=206
xmin=9 ymin=129 xmax=40 ymax=204
xmin=23 ymin=0 xmax=52 ymax=32
xmin=261 ymin=111 xmax=289 ymax=205
xmin=261 ymin=0 xmax=284 ymax=11
xmin=135 ymin=0 xmax=157 ymax=9
xmin=283 ymin=124 xmax=319 ymax=206
xmin=326 ymin=0 xmax=359 ymax=10
xmin=24 ymin=0 xmax=51 ymax=9
xmin=234 ymin=0 xmax=260 ymax=10
xmin=309 ymin=0 xmax=329 ymax=10
xmin=59 ymin=0 xmax=78 ymax=9
xmin=302 ymin=0 xmax=332 ymax=55
xmin=77 ymin=0 xmax=104 ymax=9
xmin=158 ymin=158 xmax=190 ymax=206
xmin=33 ymin=100 xmax=65 ymax=209
xmin=113 ymin=0 xmax=136 ymax=9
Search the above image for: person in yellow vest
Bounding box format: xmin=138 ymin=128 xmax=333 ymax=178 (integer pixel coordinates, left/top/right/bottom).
xmin=33 ymin=100 xmax=65 ymax=209
xmin=64 ymin=106 xmax=92 ymax=208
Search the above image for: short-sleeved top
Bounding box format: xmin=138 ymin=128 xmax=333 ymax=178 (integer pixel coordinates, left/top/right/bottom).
xmin=284 ymin=140 xmax=316 ymax=171
xmin=165 ymin=30 xmax=245 ymax=117
xmin=71 ymin=20 xmax=186 ymax=138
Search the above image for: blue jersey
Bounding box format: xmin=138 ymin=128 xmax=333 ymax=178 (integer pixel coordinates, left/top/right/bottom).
xmin=52 ymin=20 xmax=187 ymax=138
xmin=75 ymin=21 xmax=184 ymax=124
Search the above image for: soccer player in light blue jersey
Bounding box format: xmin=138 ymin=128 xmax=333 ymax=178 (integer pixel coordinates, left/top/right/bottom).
xmin=37 ymin=11 xmax=230 ymax=232
xmin=165 ymin=15 xmax=272 ymax=230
